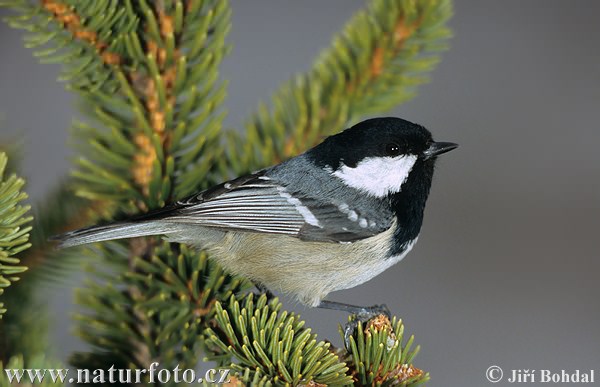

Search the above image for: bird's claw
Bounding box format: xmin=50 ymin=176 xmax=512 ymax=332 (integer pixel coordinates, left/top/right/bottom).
xmin=343 ymin=303 xmax=391 ymax=349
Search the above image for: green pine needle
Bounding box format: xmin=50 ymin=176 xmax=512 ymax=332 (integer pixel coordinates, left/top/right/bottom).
xmin=343 ymin=316 xmax=430 ymax=386
xmin=71 ymin=239 xmax=250 ymax=376
xmin=205 ymin=294 xmax=353 ymax=386
xmin=0 ymin=152 xmax=32 ymax=319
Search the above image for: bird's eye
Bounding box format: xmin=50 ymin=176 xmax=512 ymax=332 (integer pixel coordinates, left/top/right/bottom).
xmin=385 ymin=143 xmax=402 ymax=156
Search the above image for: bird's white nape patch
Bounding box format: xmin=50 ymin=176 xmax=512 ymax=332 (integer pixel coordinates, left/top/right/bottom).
xmin=331 ymin=155 xmax=418 ymax=197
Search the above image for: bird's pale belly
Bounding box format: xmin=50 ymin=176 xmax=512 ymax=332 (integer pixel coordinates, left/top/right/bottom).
xmin=187 ymin=224 xmax=416 ymax=307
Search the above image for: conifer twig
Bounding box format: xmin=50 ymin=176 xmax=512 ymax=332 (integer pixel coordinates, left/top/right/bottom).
xmin=0 ymin=152 xmax=32 ymax=319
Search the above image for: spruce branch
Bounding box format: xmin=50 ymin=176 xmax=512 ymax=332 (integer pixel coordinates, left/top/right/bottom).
xmin=2 ymin=0 xmax=229 ymax=211
xmin=70 ymin=241 xmax=250 ymax=375
xmin=1 ymin=0 xmax=137 ymax=92
xmin=203 ymin=294 xmax=430 ymax=386
xmin=0 ymin=152 xmax=32 ymax=319
xmin=343 ymin=316 xmax=429 ymax=386
xmin=227 ymin=0 xmax=453 ymax=174
xmin=205 ymin=294 xmax=353 ymax=386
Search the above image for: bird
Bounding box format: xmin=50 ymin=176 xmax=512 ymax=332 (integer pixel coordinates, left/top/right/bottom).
xmin=53 ymin=117 xmax=457 ymax=322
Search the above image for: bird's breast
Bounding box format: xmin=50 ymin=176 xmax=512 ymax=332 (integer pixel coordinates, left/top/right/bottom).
xmin=198 ymin=221 xmax=417 ymax=307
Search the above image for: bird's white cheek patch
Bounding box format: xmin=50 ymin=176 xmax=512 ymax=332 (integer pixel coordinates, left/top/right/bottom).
xmin=331 ymin=155 xmax=418 ymax=197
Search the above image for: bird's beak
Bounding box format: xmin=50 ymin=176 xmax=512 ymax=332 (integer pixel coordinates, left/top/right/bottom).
xmin=423 ymin=141 xmax=458 ymax=160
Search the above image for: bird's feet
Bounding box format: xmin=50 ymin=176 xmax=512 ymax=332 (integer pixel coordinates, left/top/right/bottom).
xmin=316 ymin=300 xmax=391 ymax=349
xmin=343 ymin=304 xmax=391 ymax=349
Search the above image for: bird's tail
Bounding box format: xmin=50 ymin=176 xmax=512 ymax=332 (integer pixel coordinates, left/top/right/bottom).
xmin=52 ymin=221 xmax=177 ymax=249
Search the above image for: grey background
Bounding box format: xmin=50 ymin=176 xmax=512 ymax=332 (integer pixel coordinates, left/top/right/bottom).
xmin=2 ymin=1 xmax=599 ymax=386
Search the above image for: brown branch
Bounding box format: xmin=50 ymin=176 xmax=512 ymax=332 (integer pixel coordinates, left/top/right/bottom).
xmin=40 ymin=0 xmax=176 ymax=201
xmin=130 ymin=11 xmax=179 ymax=198
xmin=368 ymin=15 xmax=421 ymax=83
xmin=41 ymin=0 xmax=121 ymax=65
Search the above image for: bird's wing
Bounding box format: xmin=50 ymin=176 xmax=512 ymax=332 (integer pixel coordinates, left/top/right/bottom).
xmin=139 ymin=172 xmax=393 ymax=243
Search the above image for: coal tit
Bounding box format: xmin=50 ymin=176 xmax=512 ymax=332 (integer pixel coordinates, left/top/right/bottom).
xmin=54 ymin=117 xmax=457 ymax=313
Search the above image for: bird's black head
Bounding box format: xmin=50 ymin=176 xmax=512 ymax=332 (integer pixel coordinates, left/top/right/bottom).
xmin=307 ymin=117 xmax=457 ymax=198
xmin=309 ymin=117 xmax=435 ymax=169
xmin=306 ymin=117 xmax=457 ymax=252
